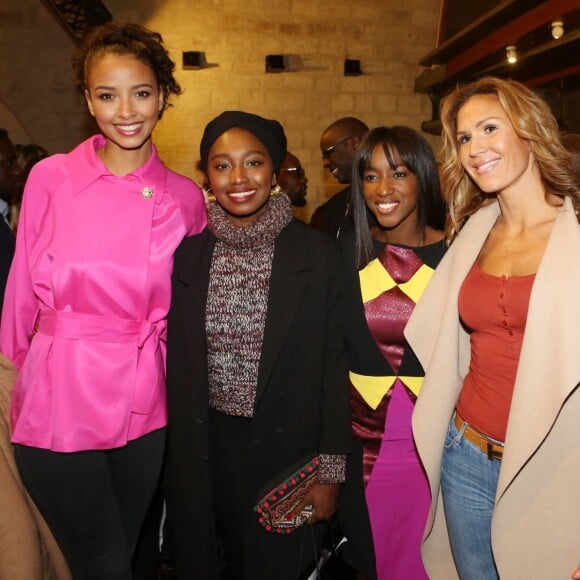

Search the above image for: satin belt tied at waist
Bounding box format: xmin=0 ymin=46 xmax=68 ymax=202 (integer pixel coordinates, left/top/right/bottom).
xmin=36 ymin=309 xmax=167 ymax=346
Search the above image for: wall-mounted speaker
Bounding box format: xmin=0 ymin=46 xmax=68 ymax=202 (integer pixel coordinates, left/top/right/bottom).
xmin=183 ymin=51 xmax=208 ymax=69
xmin=344 ymin=59 xmax=362 ymax=76
xmin=266 ymin=54 xmax=286 ymax=73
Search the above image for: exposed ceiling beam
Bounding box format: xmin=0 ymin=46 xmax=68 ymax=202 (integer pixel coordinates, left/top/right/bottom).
xmin=42 ymin=0 xmax=112 ymax=43
xmin=447 ymin=0 xmax=579 ymax=77
xmin=414 ymin=0 xmax=580 ymax=135
xmin=420 ymin=0 xmax=546 ymax=67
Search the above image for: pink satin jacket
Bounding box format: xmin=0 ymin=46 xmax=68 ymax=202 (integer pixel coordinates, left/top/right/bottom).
xmin=0 ymin=135 xmax=207 ymax=452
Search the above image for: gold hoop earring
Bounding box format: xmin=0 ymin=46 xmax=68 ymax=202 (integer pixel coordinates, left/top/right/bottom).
xmin=270 ymin=184 xmax=282 ymax=197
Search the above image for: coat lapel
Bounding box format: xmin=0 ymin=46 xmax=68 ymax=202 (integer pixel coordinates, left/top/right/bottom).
xmin=172 ymin=229 xmax=215 ymax=363
xmin=407 ymin=202 xmax=500 ymax=377
xmin=496 ymin=198 xmax=580 ymax=499
xmin=408 ymin=202 xmax=500 ymax=487
xmin=255 ymin=223 xmax=311 ymax=406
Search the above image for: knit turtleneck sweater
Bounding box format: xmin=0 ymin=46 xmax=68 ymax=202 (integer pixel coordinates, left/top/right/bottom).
xmin=205 ymin=193 xmax=293 ymax=417
xmin=205 ymin=194 xmax=346 ymax=483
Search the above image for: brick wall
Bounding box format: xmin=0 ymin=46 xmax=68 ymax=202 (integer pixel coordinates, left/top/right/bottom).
xmin=0 ymin=0 xmax=441 ymax=215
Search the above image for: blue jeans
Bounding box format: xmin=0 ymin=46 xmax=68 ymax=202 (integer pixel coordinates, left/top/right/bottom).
xmin=441 ymin=418 xmax=500 ymax=579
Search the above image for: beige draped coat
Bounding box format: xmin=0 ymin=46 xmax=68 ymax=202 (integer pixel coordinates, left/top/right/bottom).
xmin=0 ymin=352 xmax=70 ymax=580
xmin=405 ymin=198 xmax=580 ymax=579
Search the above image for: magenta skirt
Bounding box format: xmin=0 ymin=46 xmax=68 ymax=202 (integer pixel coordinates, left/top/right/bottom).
xmin=364 ymin=379 xmax=430 ymax=580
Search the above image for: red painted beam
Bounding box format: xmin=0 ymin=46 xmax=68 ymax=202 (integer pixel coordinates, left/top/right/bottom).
xmin=526 ymin=63 xmax=580 ymax=85
xmin=447 ymin=0 xmax=578 ymax=77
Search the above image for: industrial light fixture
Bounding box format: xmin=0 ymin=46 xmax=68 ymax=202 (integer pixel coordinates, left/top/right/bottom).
xmin=551 ymin=20 xmax=564 ymax=39
xmin=506 ymin=45 xmax=517 ymax=64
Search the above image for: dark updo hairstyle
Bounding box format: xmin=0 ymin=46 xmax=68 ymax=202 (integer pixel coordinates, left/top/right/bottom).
xmin=352 ymin=125 xmax=445 ymax=269
xmin=73 ymin=23 xmax=181 ymax=118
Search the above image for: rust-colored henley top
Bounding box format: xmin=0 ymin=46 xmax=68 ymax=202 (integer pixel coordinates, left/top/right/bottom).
xmin=456 ymin=261 xmax=535 ymax=442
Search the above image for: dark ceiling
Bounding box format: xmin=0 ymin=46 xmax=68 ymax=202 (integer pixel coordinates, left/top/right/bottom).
xmin=414 ymin=0 xmax=580 ymax=133
xmin=42 ymin=0 xmax=112 ymax=43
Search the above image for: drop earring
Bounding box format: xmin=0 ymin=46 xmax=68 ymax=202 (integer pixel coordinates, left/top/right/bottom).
xmin=204 ymin=187 xmax=215 ymax=202
xmin=270 ymin=184 xmax=282 ymax=197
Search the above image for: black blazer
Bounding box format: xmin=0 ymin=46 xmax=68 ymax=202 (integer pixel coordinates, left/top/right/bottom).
xmin=309 ymin=186 xmax=353 ymax=240
xmin=165 ymin=219 xmax=351 ymax=579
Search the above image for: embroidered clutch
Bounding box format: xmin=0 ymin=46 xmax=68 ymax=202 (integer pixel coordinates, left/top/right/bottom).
xmin=254 ymin=455 xmax=320 ymax=534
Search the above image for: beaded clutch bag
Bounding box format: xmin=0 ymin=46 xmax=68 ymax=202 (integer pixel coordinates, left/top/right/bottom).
xmin=254 ymin=455 xmax=320 ymax=534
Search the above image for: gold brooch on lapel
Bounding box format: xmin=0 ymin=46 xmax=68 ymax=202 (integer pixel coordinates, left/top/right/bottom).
xmin=142 ymin=187 xmax=154 ymax=199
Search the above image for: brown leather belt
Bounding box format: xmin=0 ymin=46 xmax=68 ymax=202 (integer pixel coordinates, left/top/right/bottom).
xmin=454 ymin=411 xmax=504 ymax=461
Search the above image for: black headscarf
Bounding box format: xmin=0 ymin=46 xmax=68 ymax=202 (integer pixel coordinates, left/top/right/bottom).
xmin=199 ymin=111 xmax=287 ymax=174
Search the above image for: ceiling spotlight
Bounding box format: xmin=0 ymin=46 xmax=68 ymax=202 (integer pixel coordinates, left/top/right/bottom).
xmin=506 ymin=45 xmax=517 ymax=64
xmin=551 ymin=20 xmax=564 ymax=39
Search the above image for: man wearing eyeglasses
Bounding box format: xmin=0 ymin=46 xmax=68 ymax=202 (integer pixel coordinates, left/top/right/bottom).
xmin=310 ymin=117 xmax=368 ymax=240
xmin=278 ymin=151 xmax=309 ymax=222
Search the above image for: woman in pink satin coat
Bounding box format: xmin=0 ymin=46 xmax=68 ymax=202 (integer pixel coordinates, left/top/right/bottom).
xmin=0 ymin=23 xmax=206 ymax=580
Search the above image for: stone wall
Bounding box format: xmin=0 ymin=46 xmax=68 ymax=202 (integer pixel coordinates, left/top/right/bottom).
xmin=0 ymin=0 xmax=440 ymax=215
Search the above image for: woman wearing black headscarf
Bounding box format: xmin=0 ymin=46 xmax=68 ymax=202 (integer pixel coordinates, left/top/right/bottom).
xmin=164 ymin=111 xmax=351 ymax=579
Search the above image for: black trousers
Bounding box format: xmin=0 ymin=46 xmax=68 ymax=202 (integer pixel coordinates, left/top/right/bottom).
xmin=209 ymin=410 xmax=327 ymax=580
xmin=14 ymin=428 xmax=165 ymax=580
xmin=209 ymin=410 xmax=252 ymax=579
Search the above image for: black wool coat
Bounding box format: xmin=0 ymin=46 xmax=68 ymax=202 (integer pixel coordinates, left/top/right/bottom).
xmin=164 ymin=219 xmax=351 ymax=579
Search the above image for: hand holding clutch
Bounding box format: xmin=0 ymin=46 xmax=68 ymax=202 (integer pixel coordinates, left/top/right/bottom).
xmin=254 ymin=456 xmax=319 ymax=533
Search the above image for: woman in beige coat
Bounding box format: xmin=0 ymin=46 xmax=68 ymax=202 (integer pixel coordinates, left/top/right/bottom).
xmin=405 ymin=77 xmax=580 ymax=579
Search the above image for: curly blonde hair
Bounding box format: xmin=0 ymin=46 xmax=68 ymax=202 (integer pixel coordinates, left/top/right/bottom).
xmin=439 ymin=76 xmax=580 ymax=240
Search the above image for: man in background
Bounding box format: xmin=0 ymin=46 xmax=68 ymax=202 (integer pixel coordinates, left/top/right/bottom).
xmin=0 ymin=129 xmax=21 ymax=312
xmin=310 ymin=117 xmax=368 ymax=240
xmin=278 ymin=151 xmax=308 ymax=222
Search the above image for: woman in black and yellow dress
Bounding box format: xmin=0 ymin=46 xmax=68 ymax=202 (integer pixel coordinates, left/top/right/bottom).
xmin=339 ymin=126 xmax=446 ymax=580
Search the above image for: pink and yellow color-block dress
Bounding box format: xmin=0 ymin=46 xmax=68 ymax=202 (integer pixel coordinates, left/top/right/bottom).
xmin=342 ymin=238 xmax=446 ymax=580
